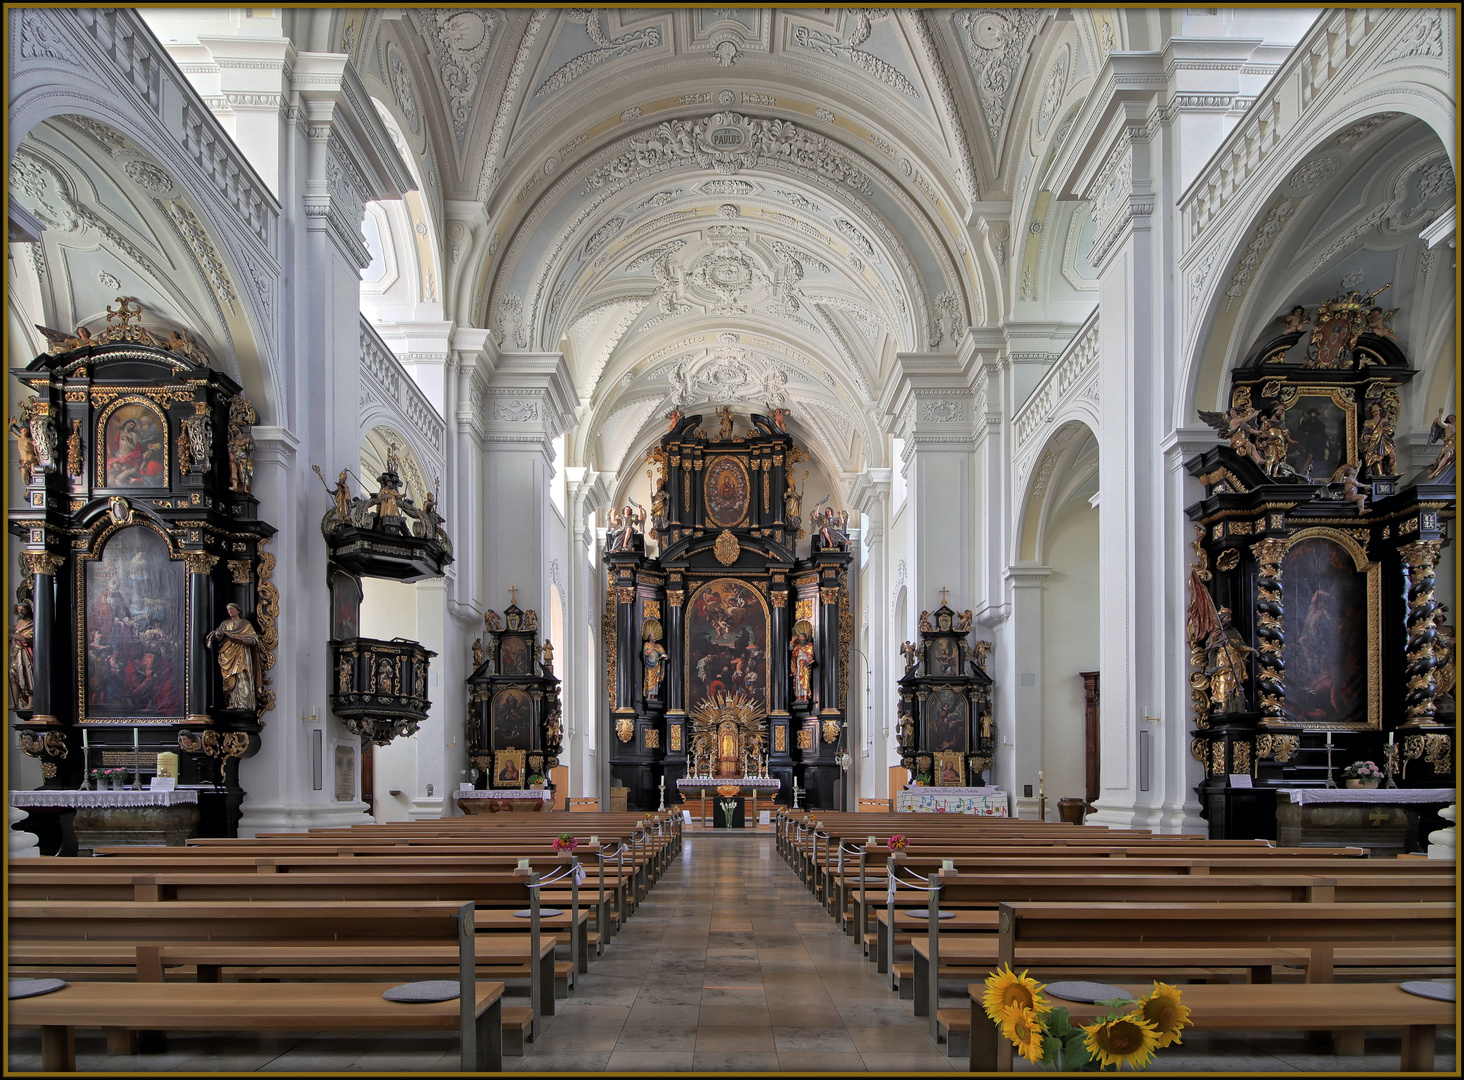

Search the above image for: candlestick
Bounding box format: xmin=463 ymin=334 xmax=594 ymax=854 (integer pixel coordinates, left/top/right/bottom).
xmin=133 ymin=727 xmax=140 ymax=791
xmin=1325 ymin=731 xmax=1332 ymax=746
xmin=1388 ymin=730 xmax=1395 ymax=746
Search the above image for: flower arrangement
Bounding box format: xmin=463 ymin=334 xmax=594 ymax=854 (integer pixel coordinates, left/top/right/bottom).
xmin=89 ymin=768 xmax=128 ymax=784
xmin=552 ymin=833 xmax=578 ymax=853
xmin=887 ymin=834 xmax=908 ymax=852
xmin=1342 ymin=760 xmax=1382 ymax=781
xmin=912 ymin=774 xmax=931 ymax=786
xmin=982 ymin=965 xmax=1190 ymax=1071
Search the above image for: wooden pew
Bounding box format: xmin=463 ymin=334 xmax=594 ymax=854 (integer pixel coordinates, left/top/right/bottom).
xmin=10 ymin=981 xmax=506 ymax=1074
xmin=7 ymin=898 xmax=546 ymax=1049
xmin=6 ymin=899 xmax=502 ymax=1068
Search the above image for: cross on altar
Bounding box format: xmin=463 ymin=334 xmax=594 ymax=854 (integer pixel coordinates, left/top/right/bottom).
xmin=1368 ymin=809 xmax=1390 ymax=826
xmin=508 ymin=585 xmax=518 ymax=606
xmin=938 ymin=586 xmax=950 ymax=606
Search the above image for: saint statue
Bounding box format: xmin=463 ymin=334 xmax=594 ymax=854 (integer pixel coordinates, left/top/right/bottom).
xmin=10 ymin=417 xmax=40 ymax=485
xmin=227 ymin=421 xmax=254 ymax=493
xmin=9 ymin=597 xmax=35 ymax=712
xmin=207 ymin=603 xmax=264 ymax=712
xmin=642 ymin=635 xmax=667 ymax=699
xmin=471 ymin=637 xmax=485 ymax=670
xmin=791 ymin=627 xmax=814 ymax=702
xmin=1427 ymin=408 xmax=1456 ymax=479
xmin=1204 ymin=607 xmax=1253 ymax=714
xmin=784 ymin=476 xmax=803 ymax=534
xmin=1361 ymin=402 xmax=1396 ymax=476
xmin=716 ymin=405 xmax=734 ymax=440
xmin=900 ymin=640 xmax=918 ymax=673
xmin=649 ymin=480 xmax=669 ymax=542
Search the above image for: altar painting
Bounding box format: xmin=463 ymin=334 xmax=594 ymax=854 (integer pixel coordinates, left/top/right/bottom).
xmin=686 ymin=578 xmax=768 ymax=709
xmin=84 ymin=525 xmax=185 ymax=719
xmin=102 ymin=401 xmax=167 ymax=488
xmin=704 ymin=456 xmax=750 ymax=527
xmin=491 ymin=688 xmax=533 ymax=750
xmin=499 ymin=635 xmax=530 ymax=675
xmin=1283 ymin=535 xmax=1371 ymax=727
xmin=1277 ymin=392 xmax=1354 ymax=479
xmin=926 ymin=688 xmax=968 ymax=752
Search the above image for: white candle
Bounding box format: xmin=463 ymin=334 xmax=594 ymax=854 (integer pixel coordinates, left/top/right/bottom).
xmin=517 ymin=857 xmax=530 ymax=870
xmin=942 ymin=858 xmax=955 ymax=872
xmin=867 ymin=835 xmax=876 ymax=846
xmin=1326 ymin=731 xmax=1332 ymax=746
xmin=589 ymin=835 xmax=599 ymax=846
xmin=1387 ymin=730 xmax=1395 ymax=746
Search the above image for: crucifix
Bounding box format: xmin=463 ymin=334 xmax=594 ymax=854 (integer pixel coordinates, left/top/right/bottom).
xmin=938 ymin=586 xmax=950 ymax=607
xmin=508 ymin=585 xmax=519 ymax=606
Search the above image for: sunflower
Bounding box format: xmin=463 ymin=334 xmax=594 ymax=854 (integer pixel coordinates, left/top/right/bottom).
xmin=1001 ymin=1005 xmax=1047 ymax=1063
xmin=981 ymin=963 xmax=1049 ymax=1023
xmin=1136 ymin=982 xmax=1191 ymax=1048
xmin=1081 ymin=1013 xmax=1160 ymax=1070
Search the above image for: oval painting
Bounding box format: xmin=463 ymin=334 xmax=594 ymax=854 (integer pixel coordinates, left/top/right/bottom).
xmin=704 ymin=456 xmax=749 ymax=527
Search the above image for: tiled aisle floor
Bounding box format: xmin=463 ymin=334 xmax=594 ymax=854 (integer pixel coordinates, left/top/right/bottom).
xmin=7 ymin=833 xmax=1456 ymax=1073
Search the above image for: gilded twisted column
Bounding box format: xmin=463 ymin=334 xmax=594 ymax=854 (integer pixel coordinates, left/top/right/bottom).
xmin=1251 ymin=538 xmax=1287 ymax=720
xmin=1400 ymin=540 xmax=1444 ymax=728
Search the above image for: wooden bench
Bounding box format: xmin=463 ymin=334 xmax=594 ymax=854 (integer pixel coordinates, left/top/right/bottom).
xmin=9 ymin=980 xmax=505 ymax=1072
xmin=968 ymin=982 xmax=1454 ymax=1072
xmin=6 ymin=899 xmax=545 ymax=1048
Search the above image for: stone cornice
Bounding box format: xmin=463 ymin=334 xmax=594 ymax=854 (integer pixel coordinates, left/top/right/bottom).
xmin=848 ymin=469 xmax=892 ymax=516
xmin=482 ymin=351 xmax=578 ymax=441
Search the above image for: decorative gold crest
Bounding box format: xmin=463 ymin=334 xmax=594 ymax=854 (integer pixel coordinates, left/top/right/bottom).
xmin=822 ymin=718 xmax=841 ymax=744
xmin=615 ymin=716 xmax=635 ymax=743
xmin=713 ymin=529 xmax=740 ymax=565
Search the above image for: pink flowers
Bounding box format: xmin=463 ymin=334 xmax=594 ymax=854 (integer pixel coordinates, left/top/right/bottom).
xmin=553 ymin=833 xmax=578 ymax=853
xmin=887 ymin=834 xmax=908 ymax=852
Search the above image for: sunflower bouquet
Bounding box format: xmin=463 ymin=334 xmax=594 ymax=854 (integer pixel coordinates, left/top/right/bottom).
xmin=982 ymin=964 xmax=1191 ymax=1071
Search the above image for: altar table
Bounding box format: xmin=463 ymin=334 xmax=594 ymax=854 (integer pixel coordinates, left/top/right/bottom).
xmin=10 ymin=788 xmax=201 ymax=852
xmin=455 ymin=789 xmax=553 ymax=814
xmin=1275 ymin=787 xmax=1452 ymax=856
xmin=676 ymin=777 xmax=781 ymax=827
xmin=895 ymin=787 xmax=1008 ymax=816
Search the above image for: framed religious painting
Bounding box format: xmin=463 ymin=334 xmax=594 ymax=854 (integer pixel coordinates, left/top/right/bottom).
xmin=703 ymin=456 xmax=750 ymax=527
xmin=98 ymin=398 xmax=168 ymax=488
xmin=1246 ymin=385 xmax=1357 ymax=480
xmin=1279 ymin=529 xmax=1380 ymax=730
xmin=491 ymin=687 xmax=534 ymax=750
xmin=81 ymin=524 xmax=186 ymax=721
xmin=685 ymin=577 xmax=769 ymax=709
xmin=928 ymin=635 xmax=961 ymax=676
xmin=493 ymin=749 xmax=526 ymax=788
xmin=934 ymin=751 xmax=965 ymax=787
xmin=925 ymin=688 xmax=969 ymax=753
xmin=333 ymin=743 xmax=356 ymax=801
xmin=499 ymin=634 xmax=530 ymax=675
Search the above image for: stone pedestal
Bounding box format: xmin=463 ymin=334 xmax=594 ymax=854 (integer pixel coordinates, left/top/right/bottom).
xmin=8 ymin=805 xmax=40 ymax=857
xmin=1275 ymin=802 xmax=1407 ymax=857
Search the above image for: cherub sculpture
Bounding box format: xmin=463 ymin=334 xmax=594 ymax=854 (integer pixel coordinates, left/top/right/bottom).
xmin=1198 ymin=405 xmax=1265 ymax=469
xmin=1427 ymin=407 xmax=1456 ymax=480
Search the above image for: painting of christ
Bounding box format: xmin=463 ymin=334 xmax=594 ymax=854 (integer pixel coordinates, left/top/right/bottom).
xmin=926 ymin=688 xmax=968 ymax=753
xmin=103 ymin=402 xmax=166 ymax=488
xmin=1283 ymin=537 xmax=1367 ymax=726
xmin=687 ymin=578 xmax=768 ymax=710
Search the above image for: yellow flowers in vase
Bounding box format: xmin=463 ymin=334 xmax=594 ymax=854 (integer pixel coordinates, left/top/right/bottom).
xmin=982 ymin=965 xmax=1191 ymax=1070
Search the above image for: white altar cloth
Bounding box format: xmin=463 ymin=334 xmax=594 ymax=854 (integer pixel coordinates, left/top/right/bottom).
xmin=677 ymin=777 xmax=781 ymax=789
xmin=456 ymin=789 xmax=553 ymax=801
xmin=1278 ymin=788 xmax=1453 ymax=806
xmin=10 ymin=789 xmax=199 ymax=809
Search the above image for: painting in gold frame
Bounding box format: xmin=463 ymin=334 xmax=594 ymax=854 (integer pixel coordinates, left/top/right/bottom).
xmin=1277 ymin=527 xmax=1380 ymax=731
xmin=933 ymin=751 xmax=965 ymax=787
xmin=493 ymin=748 xmax=526 ymax=788
xmin=703 ymin=455 xmax=750 ymax=527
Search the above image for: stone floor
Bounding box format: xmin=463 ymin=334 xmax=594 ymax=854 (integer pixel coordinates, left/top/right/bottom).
xmin=7 ymin=832 xmax=1456 ymax=1073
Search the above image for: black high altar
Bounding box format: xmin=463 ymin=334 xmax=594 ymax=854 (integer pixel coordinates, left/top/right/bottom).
xmin=8 ymin=301 xmax=276 ymax=839
xmin=1183 ymin=286 xmax=1455 ymax=841
xmin=603 ymin=407 xmax=854 ymax=810
xmin=895 ymin=597 xmax=995 ymax=785
xmin=465 ymin=594 xmax=563 ymax=791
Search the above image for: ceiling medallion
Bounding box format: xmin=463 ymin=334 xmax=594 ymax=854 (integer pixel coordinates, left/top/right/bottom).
xmin=713 ymin=529 xmax=741 ymax=565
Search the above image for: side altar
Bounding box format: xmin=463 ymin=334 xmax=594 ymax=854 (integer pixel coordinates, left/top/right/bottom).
xmin=604 ymin=407 xmax=853 ymax=810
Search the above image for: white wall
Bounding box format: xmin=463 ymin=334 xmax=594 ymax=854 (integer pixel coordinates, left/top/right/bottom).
xmin=1040 ymin=497 xmax=1100 ymax=804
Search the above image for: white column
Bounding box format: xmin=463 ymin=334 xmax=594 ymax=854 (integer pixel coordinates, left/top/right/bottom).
xmin=565 ymin=470 xmax=611 ymax=799
xmin=850 ymin=471 xmax=892 ymax=800
xmin=1001 ymin=566 xmax=1052 ymax=818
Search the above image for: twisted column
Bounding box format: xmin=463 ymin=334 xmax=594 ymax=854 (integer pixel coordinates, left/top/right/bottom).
xmin=1251 ymin=539 xmax=1287 ymax=720
xmin=1400 ymin=540 xmax=1444 ymax=728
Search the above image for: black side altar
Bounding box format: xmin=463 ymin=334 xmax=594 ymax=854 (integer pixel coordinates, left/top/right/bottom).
xmin=465 ymin=598 xmax=563 ymax=791
xmin=895 ymin=600 xmax=995 ymax=786
xmin=8 ymin=303 xmax=276 ymax=839
xmin=1183 ymin=288 xmax=1455 ymax=841
xmin=603 ymin=410 xmax=853 ymax=810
